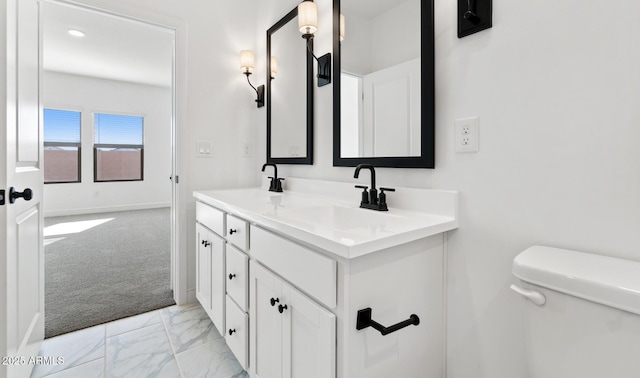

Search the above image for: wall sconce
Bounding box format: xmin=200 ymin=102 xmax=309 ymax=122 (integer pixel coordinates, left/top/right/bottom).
xmin=270 ymin=56 xmax=278 ymax=80
xmin=240 ymin=50 xmax=264 ymax=108
xmin=458 ymin=0 xmax=492 ymax=38
xmin=298 ymin=1 xmax=331 ymax=87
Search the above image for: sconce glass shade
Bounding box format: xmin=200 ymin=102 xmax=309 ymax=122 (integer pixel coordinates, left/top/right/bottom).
xmin=240 ymin=50 xmax=255 ymax=74
xmin=298 ymin=1 xmax=318 ymax=35
xmin=339 ymin=14 xmax=345 ymax=42
xmin=270 ymin=56 xmax=278 ymax=78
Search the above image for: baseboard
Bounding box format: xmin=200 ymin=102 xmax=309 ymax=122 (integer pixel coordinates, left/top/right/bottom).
xmin=44 ymin=203 xmax=171 ymax=218
xmin=185 ymin=288 xmax=197 ymax=305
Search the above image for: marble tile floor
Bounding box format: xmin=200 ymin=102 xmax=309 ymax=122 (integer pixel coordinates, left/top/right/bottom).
xmin=30 ymin=303 xmax=249 ymax=378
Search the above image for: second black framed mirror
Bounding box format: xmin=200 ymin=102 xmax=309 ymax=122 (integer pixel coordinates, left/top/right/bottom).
xmin=332 ymin=0 xmax=435 ymax=168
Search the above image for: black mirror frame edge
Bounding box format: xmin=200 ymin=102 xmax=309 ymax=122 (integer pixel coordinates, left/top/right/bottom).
xmin=332 ymin=0 xmax=435 ymax=168
xmin=267 ymin=5 xmax=314 ymax=165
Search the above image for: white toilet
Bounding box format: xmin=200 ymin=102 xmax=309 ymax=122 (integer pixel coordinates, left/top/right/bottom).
xmin=511 ymin=246 xmax=640 ymax=378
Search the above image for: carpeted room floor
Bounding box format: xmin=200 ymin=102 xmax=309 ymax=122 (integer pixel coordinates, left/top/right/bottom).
xmin=44 ymin=208 xmax=175 ymax=338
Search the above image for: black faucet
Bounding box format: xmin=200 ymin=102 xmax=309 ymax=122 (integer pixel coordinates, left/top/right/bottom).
xmin=353 ymin=164 xmax=394 ymax=211
xmin=262 ymin=163 xmax=284 ymax=192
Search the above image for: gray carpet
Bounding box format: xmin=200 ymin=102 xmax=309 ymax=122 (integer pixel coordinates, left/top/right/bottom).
xmin=44 ymin=208 xmax=175 ymax=338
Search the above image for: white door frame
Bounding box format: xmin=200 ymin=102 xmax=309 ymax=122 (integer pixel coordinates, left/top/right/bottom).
xmin=40 ymin=0 xmax=187 ymax=304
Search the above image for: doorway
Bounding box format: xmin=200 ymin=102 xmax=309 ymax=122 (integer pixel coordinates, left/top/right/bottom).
xmin=41 ymin=1 xmax=177 ymax=338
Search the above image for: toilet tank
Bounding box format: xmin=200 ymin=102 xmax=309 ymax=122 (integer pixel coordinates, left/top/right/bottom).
xmin=512 ymin=246 xmax=640 ymax=378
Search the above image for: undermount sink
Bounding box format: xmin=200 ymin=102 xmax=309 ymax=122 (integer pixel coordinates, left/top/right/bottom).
xmin=193 ymin=178 xmax=458 ymax=257
xmin=276 ymin=205 xmax=403 ymax=230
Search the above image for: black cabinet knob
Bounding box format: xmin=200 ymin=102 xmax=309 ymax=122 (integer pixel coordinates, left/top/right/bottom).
xmin=228 ymin=328 xmax=236 ymax=336
xmin=229 ymin=229 xmax=237 ymax=234
xmin=278 ymin=304 xmax=288 ymax=314
xmin=270 ymin=297 xmax=279 ymax=306
xmin=202 ymin=240 xmax=211 ymax=247
xmin=228 ymin=273 xmax=236 ymax=280
xmin=9 ymin=187 xmax=33 ymax=204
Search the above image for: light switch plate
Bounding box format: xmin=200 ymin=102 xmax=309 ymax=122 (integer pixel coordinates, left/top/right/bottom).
xmin=455 ymin=117 xmax=479 ymax=153
xmin=197 ymin=140 xmax=213 ymax=158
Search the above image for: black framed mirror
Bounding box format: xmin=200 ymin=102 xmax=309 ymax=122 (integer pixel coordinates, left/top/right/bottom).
xmin=332 ymin=0 xmax=434 ymax=168
xmin=267 ymin=6 xmax=314 ymax=165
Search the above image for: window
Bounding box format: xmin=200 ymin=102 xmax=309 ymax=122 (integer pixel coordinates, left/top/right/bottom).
xmin=44 ymin=108 xmax=81 ymax=184
xmin=94 ymin=113 xmax=144 ymax=182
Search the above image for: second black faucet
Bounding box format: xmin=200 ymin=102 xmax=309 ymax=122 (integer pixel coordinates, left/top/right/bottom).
xmin=353 ymin=164 xmax=394 ymax=211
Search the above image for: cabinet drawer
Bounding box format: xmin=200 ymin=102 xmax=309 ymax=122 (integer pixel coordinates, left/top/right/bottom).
xmin=250 ymin=226 xmax=337 ymax=308
xmin=226 ymin=244 xmax=249 ymax=312
xmin=225 ymin=295 xmax=248 ymax=370
xmin=226 ymin=214 xmax=249 ymax=251
xmin=196 ymin=202 xmax=225 ymax=236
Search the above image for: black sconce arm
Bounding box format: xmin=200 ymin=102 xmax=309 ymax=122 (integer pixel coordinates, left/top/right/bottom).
xmin=301 ymin=34 xmax=331 ymax=87
xmin=244 ymin=72 xmax=264 ymax=108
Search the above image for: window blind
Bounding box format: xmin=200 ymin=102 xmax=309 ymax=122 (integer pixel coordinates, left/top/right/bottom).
xmin=44 ymin=109 xmax=81 ymax=143
xmin=94 ymin=113 xmax=143 ymax=146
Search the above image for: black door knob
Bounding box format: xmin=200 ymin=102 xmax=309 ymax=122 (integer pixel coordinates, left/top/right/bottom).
xmin=278 ymin=304 xmax=288 ymax=314
xmin=9 ymin=187 xmax=32 ymax=204
xmin=270 ymin=297 xmax=279 ymax=306
xmin=228 ymin=328 xmax=236 ymax=336
xmin=202 ymin=240 xmax=211 ymax=247
xmin=228 ymin=273 xmax=236 ymax=280
xmin=229 ymin=229 xmax=237 ymax=234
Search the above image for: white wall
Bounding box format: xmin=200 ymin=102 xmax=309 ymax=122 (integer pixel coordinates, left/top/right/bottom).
xmin=256 ymin=0 xmax=640 ymax=377
xmin=43 ymin=71 xmax=172 ymax=216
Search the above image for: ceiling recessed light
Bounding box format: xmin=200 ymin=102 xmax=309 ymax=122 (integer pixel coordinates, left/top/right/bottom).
xmin=67 ymin=29 xmax=85 ymax=37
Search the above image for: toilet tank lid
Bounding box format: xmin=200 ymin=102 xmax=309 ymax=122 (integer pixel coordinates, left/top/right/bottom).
xmin=513 ymin=246 xmax=640 ymax=315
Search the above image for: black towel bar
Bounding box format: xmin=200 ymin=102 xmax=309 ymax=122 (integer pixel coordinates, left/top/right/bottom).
xmin=356 ymin=308 xmax=420 ymax=336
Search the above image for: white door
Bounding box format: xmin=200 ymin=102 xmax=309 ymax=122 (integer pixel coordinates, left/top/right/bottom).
xmin=363 ymin=58 xmax=421 ymax=157
xmin=1 ymin=0 xmax=45 ymax=378
xmin=195 ymin=223 xmax=212 ymax=311
xmin=250 ymin=261 xmax=283 ymax=378
xmin=282 ymin=283 xmax=336 ymax=378
xmin=209 ymin=235 xmax=224 ymax=332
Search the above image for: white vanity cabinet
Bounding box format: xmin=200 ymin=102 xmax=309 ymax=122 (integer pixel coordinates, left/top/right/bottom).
xmin=194 ymin=181 xmax=458 ymax=378
xmin=250 ymin=260 xmax=336 ymax=378
xmin=196 ymin=201 xmax=251 ymax=370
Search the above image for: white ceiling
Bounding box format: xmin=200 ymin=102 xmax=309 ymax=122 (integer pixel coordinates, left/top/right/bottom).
xmin=42 ymin=2 xmax=174 ymax=88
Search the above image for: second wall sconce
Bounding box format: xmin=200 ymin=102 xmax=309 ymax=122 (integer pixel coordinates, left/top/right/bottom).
xmin=240 ymin=50 xmax=265 ymax=108
xmin=298 ymin=1 xmax=331 ymax=87
xmin=458 ymin=0 xmax=492 ymax=38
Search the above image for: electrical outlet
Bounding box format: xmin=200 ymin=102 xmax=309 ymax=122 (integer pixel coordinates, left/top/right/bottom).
xmin=455 ymin=117 xmax=479 ymax=153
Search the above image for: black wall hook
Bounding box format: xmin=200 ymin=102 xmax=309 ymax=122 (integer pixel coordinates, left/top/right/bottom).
xmin=356 ymin=308 xmax=420 ymax=336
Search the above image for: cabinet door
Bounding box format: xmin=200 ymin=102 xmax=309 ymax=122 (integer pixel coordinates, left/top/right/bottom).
xmin=250 ymin=261 xmax=283 ymax=378
xmin=282 ymin=283 xmax=336 ymax=378
xmin=195 ymin=223 xmax=211 ymax=311
xmin=210 ymin=231 xmax=225 ymax=333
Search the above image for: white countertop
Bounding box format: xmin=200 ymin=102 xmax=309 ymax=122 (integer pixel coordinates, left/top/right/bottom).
xmin=194 ymin=180 xmax=458 ymax=259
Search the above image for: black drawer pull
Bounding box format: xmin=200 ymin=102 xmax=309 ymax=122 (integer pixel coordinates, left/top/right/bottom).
xmin=228 ymin=273 xmax=236 ymax=280
xmin=229 ymin=229 xmax=237 ymax=234
xmin=356 ymin=308 xmax=420 ymax=336
xmin=270 ymin=297 xmax=279 ymax=306
xmin=278 ymin=304 xmax=288 ymax=314
xmin=202 ymin=240 xmax=211 ymax=247
xmin=228 ymin=328 xmax=236 ymax=336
